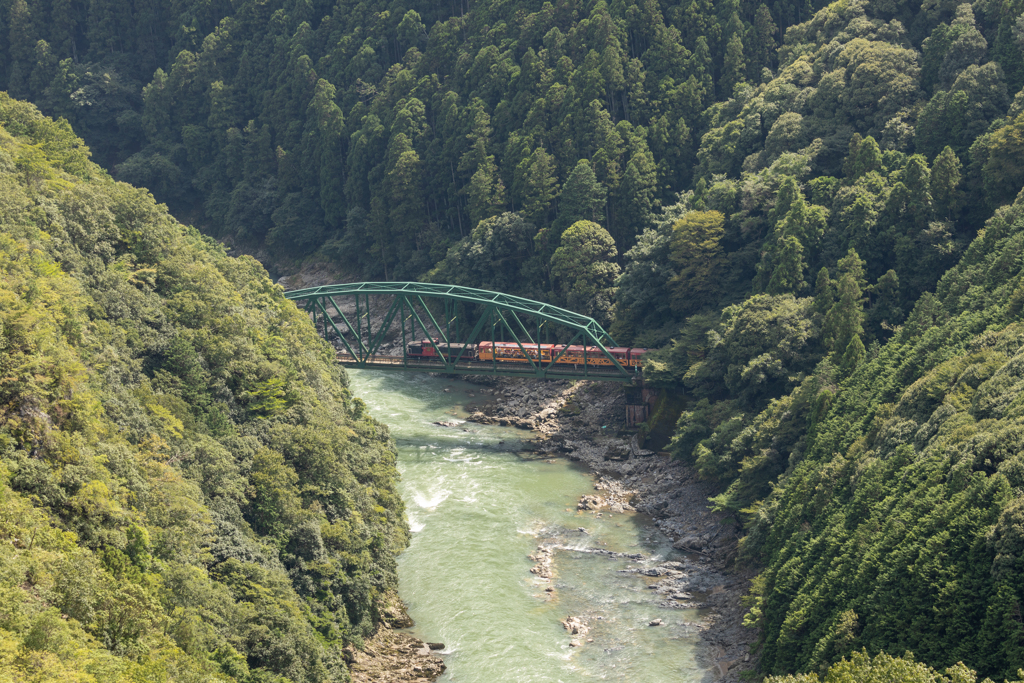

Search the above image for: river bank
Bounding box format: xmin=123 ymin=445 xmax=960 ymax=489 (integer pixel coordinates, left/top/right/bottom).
xmin=348 ymin=593 xmax=447 ymax=683
xmin=342 ymin=373 xmax=759 ymax=682
xmin=274 ymin=266 xmax=757 ymax=679
xmin=463 ymin=377 xmax=760 ymax=681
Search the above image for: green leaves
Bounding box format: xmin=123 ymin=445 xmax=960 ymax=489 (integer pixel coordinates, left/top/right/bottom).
xmin=554 ymin=159 xmax=607 ymax=238
xmin=746 ymin=195 xmax=1024 ymax=679
xmin=550 ymin=220 xmax=620 ymax=326
xmin=0 ymin=98 xmax=407 ymax=682
xmin=970 ymin=112 xmax=1024 ymax=209
xmin=767 ymin=650 xmax=994 ymax=683
xmin=668 ymin=210 xmax=728 ymax=314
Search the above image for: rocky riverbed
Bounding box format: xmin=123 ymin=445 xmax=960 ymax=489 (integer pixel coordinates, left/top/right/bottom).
xmin=347 ymin=593 xmax=447 ymax=683
xmin=271 ymin=263 xmax=760 ymax=680
xmin=464 ymin=377 xmax=760 ymax=681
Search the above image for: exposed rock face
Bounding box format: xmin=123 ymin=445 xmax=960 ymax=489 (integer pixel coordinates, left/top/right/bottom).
xmin=348 ymin=594 xmax=446 ymax=683
xmin=348 ymin=629 xmax=447 ymax=683
xmin=673 ymin=535 xmax=705 ymax=552
xmin=274 ymin=261 xmax=344 ymax=290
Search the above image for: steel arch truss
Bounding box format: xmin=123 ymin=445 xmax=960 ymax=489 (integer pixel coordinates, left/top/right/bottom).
xmin=284 ymin=282 xmax=635 ymax=381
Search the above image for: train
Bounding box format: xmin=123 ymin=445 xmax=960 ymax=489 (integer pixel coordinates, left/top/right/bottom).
xmin=406 ymin=339 xmax=649 ymax=368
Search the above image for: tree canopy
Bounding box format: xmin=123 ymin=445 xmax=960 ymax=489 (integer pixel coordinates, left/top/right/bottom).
xmin=6 ymin=0 xmax=1024 ymax=678
xmin=0 ymin=95 xmax=407 ymax=682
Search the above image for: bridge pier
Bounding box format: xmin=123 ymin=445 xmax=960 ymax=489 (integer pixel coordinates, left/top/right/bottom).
xmin=625 ymin=384 xmax=659 ymax=428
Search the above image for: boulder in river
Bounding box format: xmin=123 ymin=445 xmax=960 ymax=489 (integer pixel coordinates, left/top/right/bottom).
xmin=562 ymin=616 xmax=589 ymax=636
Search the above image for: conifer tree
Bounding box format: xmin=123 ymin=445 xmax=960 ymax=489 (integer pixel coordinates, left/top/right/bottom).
xmin=721 ymin=33 xmax=746 ymax=97
xmin=517 ymin=146 xmax=559 ymax=226
xmin=867 ymin=268 xmax=902 ymax=337
xmin=903 ymin=154 xmax=933 ymax=231
xmin=600 ymin=43 xmax=626 ymax=114
xmin=931 ymin=146 xmax=962 ymax=221
xmin=49 ymin=0 xmax=79 ymax=61
xmin=6 ymin=0 xmax=34 ymax=96
xmin=844 ymin=135 xmax=883 ymax=181
xmin=757 ymin=181 xmax=823 ymax=293
xmin=555 ymin=159 xmax=607 ymax=233
xmin=813 ymin=266 xmax=835 ymax=316
xmin=86 ymin=0 xmax=133 ymax=54
xmin=767 ymin=234 xmax=806 ymax=294
xmin=748 ymin=5 xmax=777 ymax=80
xmin=691 ymin=36 xmax=714 ymax=110
xmin=465 ymin=150 xmax=505 ymax=226
xmin=838 ymin=333 xmax=866 ymax=374
xmin=823 ymin=249 xmax=867 ymax=359
xmin=460 ymin=103 xmax=506 ymax=226
xmin=386 ymin=135 xmax=425 ymax=244
xmin=617 ymin=134 xmax=658 ymax=245
xmin=836 ymin=247 xmax=868 ymax=294
xmin=304 ymin=79 xmax=346 ymax=228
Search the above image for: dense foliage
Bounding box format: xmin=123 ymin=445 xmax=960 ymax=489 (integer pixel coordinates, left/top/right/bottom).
xmin=0 ymin=0 xmax=1013 ymax=300
xmin=0 ymin=95 xmax=407 ymax=682
xmin=766 ymin=650 xmax=1024 ymax=683
xmin=6 ymin=0 xmax=1024 ymax=678
xmin=736 ymin=192 xmax=1024 ymax=680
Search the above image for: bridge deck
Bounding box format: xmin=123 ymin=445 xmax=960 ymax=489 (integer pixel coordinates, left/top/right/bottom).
xmin=336 ymin=353 xmax=637 ymax=382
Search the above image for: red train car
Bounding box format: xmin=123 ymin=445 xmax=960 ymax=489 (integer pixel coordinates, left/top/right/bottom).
xmin=406 ymin=340 xmax=477 ymax=359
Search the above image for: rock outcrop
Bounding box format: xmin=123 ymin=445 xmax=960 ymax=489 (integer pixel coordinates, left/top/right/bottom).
xmin=348 ymin=594 xmax=446 ymax=683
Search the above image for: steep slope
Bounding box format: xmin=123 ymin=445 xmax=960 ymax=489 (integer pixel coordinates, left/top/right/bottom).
xmin=6 ymin=0 xmax=1024 ymax=676
xmin=739 ymin=190 xmax=1024 ymax=679
xmin=2 ymin=0 xmax=1020 ymax=292
xmin=0 ymin=94 xmax=407 ymax=682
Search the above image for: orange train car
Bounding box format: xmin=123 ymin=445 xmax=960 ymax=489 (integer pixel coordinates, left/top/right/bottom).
xmin=474 ymin=341 xmax=648 ymax=367
xmin=407 ymin=339 xmax=649 ymax=368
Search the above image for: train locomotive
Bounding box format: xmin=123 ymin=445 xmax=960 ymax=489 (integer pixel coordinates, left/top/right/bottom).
xmin=406 ymin=339 xmax=648 ymax=369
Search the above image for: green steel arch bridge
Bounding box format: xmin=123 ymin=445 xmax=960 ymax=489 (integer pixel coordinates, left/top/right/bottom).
xmin=284 ymin=282 xmax=640 ymax=382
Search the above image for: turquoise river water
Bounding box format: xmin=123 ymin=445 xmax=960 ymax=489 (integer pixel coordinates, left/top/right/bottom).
xmin=348 ymin=370 xmax=708 ymax=682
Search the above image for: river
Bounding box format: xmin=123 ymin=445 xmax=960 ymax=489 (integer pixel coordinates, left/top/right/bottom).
xmin=348 ymin=369 xmax=708 ymax=682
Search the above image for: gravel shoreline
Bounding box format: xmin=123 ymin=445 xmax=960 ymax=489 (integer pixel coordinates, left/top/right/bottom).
xmin=464 ymin=377 xmax=761 ymax=682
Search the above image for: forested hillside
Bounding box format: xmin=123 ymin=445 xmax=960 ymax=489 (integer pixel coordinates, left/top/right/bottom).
xmin=0 ymin=0 xmax=1012 ymax=303
xmin=6 ymin=0 xmax=1024 ymax=678
xmin=3 ymin=0 xmax=1023 ymax=330
xmin=0 ymin=95 xmax=407 ymax=682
